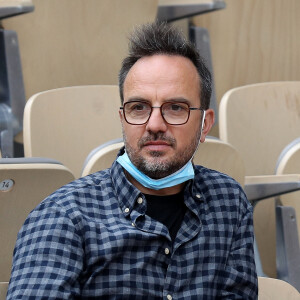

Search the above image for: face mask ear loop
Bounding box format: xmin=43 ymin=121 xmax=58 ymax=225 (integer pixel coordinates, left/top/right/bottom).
xmin=201 ymin=110 xmax=206 ymax=133
xmin=190 ymin=110 xmax=206 ymax=162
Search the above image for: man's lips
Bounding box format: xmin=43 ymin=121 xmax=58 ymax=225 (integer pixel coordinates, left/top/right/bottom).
xmin=143 ymin=140 xmax=171 ymax=146
xmin=142 ymin=140 xmax=172 ymax=151
xmin=138 ymin=134 xmax=176 ymax=150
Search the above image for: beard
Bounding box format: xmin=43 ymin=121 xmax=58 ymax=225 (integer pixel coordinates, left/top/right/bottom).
xmin=123 ymin=128 xmax=201 ymax=179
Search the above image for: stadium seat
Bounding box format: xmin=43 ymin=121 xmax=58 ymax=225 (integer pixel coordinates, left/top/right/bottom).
xmin=275 ymin=138 xmax=300 ymax=284
xmin=0 ymin=282 xmax=8 ymax=300
xmin=82 ymin=138 xmax=123 ymax=176
xmin=276 ymin=138 xmax=300 ymax=175
xmin=82 ymin=137 xmax=245 ymax=185
xmin=2 ymin=0 xmax=158 ymax=101
xmin=258 ymin=277 xmax=300 ymax=300
xmin=0 ymin=0 xmax=33 ymax=18
xmin=0 ymin=158 xmax=75 ymax=281
xmin=219 ymin=81 xmax=300 ymax=287
xmin=158 ymin=0 xmax=225 ymax=22
xmin=193 ymin=136 xmax=245 ymax=185
xmin=23 ymin=85 xmax=122 ymax=178
xmin=2 ymin=0 xmax=158 ymax=157
xmin=0 ymin=0 xmax=34 ymax=157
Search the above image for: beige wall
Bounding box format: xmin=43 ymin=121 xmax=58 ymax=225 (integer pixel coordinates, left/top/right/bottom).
xmin=3 ymin=0 xmax=158 ymax=100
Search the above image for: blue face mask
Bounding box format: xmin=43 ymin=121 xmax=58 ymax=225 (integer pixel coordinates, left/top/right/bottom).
xmin=116 ymin=151 xmax=195 ymax=190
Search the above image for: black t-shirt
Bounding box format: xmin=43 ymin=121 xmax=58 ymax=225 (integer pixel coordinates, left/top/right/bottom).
xmin=144 ymin=191 xmax=187 ymax=241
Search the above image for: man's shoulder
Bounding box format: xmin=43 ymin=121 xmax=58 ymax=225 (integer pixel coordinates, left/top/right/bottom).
xmin=193 ymin=164 xmax=241 ymax=187
xmin=60 ymin=168 xmax=111 ymax=189
xmin=193 ymin=165 xmax=248 ymax=202
xmin=193 ymin=165 xmax=252 ymax=218
xmin=18 ymin=166 xmax=125 ymax=240
xmin=40 ymin=168 xmax=113 ymax=209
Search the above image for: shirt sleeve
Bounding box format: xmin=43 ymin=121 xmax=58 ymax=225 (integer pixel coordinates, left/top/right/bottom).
xmin=219 ymin=190 xmax=258 ymax=299
xmin=6 ymin=199 xmax=84 ymax=300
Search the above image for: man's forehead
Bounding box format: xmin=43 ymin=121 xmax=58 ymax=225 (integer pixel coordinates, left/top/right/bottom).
xmin=123 ymin=54 xmax=201 ymax=103
xmin=128 ymin=54 xmax=196 ymax=73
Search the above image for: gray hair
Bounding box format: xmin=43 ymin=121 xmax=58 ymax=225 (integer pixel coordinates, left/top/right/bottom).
xmin=118 ymin=21 xmax=212 ymax=109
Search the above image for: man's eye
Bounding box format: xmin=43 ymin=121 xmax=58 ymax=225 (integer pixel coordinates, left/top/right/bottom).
xmin=168 ymin=103 xmax=189 ymax=112
xmin=126 ymin=102 xmax=149 ymax=113
xmin=132 ymin=104 xmax=146 ymax=111
xmin=170 ymin=104 xmax=183 ymax=111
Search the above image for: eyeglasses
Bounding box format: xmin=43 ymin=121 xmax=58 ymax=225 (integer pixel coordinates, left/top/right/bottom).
xmin=120 ymin=101 xmax=204 ymax=125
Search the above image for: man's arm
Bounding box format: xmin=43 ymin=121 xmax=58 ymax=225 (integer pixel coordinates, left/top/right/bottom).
xmin=7 ymin=200 xmax=83 ymax=299
xmin=220 ymin=196 xmax=258 ymax=299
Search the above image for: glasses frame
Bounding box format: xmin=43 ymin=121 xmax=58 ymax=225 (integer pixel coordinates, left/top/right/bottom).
xmin=120 ymin=101 xmax=204 ymax=125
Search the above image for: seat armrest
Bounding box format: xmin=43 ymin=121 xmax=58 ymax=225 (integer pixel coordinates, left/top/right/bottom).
xmin=244 ymin=174 xmax=300 ymax=203
xmin=0 ymin=0 xmax=34 ymax=19
xmin=157 ymin=0 xmax=226 ymax=22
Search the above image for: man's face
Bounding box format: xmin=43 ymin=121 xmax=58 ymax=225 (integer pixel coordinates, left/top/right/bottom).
xmin=120 ymin=54 xmax=212 ymax=179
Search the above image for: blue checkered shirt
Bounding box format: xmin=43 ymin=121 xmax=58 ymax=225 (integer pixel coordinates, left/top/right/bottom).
xmin=7 ymin=159 xmax=258 ymax=299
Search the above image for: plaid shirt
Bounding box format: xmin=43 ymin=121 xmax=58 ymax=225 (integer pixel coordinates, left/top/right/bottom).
xmin=7 ymin=159 xmax=258 ymax=299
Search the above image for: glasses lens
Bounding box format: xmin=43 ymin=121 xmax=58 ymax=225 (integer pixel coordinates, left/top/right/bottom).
xmin=124 ymin=101 xmax=151 ymax=124
xmin=162 ymin=102 xmax=189 ymax=125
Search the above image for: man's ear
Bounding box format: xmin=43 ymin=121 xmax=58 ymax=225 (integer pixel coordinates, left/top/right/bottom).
xmin=119 ymin=109 xmax=124 ymax=122
xmin=200 ymin=109 xmax=215 ymax=143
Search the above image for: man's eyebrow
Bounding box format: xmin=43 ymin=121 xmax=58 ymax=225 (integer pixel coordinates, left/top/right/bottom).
xmin=163 ymin=97 xmax=192 ymax=105
xmin=124 ymin=97 xmax=193 ymax=105
xmin=125 ymin=97 xmax=150 ymax=103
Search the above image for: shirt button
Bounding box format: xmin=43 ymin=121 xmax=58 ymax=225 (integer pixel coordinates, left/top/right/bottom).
xmin=167 ymin=295 xmax=172 ymax=300
xmin=131 ymin=223 xmax=135 ymax=227
xmin=196 ymin=194 xmax=201 ymax=199
xmin=137 ymin=197 xmax=143 ymax=204
xmin=165 ymin=248 xmax=170 ymax=255
xmin=124 ymin=208 xmax=130 ymax=213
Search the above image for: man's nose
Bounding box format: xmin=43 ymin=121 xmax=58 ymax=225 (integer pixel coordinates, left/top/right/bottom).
xmin=145 ymin=107 xmax=168 ymax=133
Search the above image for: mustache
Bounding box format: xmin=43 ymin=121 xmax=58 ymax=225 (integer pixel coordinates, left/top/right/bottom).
xmin=138 ymin=133 xmax=176 ymax=149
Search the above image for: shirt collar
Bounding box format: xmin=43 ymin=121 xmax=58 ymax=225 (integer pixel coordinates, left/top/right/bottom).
xmin=110 ymin=147 xmax=205 ymax=217
xmin=110 ymin=148 xmax=141 ymax=217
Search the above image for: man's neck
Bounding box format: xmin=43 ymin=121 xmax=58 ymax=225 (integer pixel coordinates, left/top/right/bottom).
xmin=124 ymin=170 xmax=185 ymax=196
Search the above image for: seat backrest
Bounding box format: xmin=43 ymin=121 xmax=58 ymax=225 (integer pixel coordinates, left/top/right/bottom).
xmin=194 ymin=137 xmax=245 ymax=186
xmin=219 ymin=81 xmax=300 ymax=277
xmin=276 ymin=138 xmax=300 ymax=241
xmin=258 ymin=277 xmax=300 ymax=300
xmin=219 ymin=82 xmax=300 ymax=177
xmin=82 ymin=137 xmax=245 ymax=187
xmin=0 ymin=158 xmax=75 ymax=281
xmin=0 ymin=282 xmax=8 ymax=300
xmin=82 ymin=138 xmax=123 ymax=176
xmin=23 ymin=85 xmax=122 ymax=178
xmin=276 ymin=138 xmax=300 ymax=175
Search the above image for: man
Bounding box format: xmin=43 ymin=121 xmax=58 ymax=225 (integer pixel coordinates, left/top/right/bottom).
xmin=7 ymin=22 xmax=258 ymax=299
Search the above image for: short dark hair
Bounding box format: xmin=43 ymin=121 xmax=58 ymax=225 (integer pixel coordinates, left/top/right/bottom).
xmin=118 ymin=21 xmax=212 ymax=109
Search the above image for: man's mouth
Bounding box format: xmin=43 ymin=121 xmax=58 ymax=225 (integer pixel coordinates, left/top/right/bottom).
xmin=144 ymin=140 xmax=170 ymax=146
xmin=142 ymin=140 xmax=173 ymax=152
xmin=138 ymin=133 xmax=176 ymax=151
